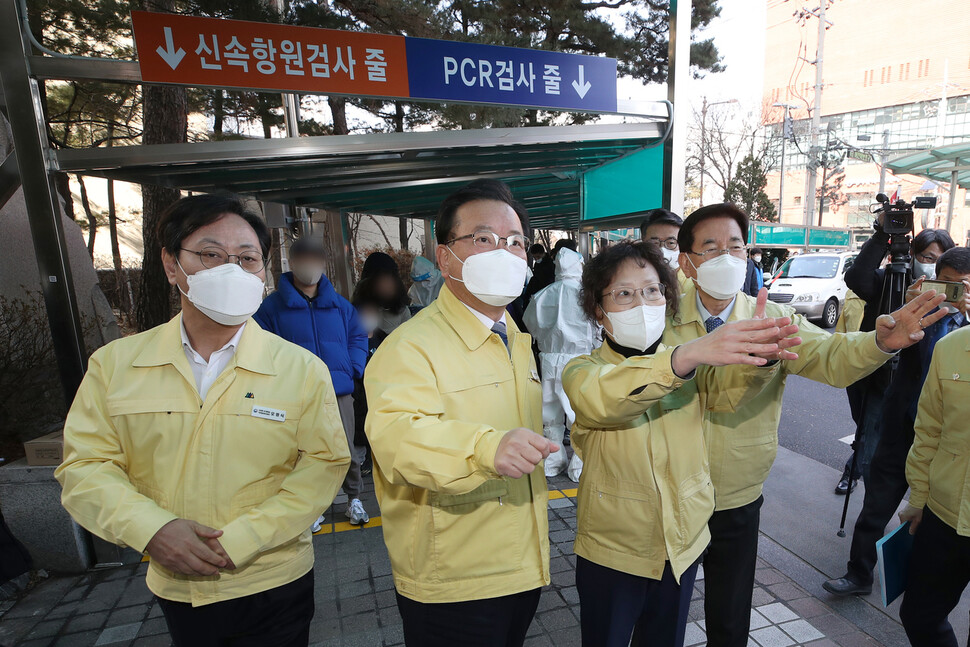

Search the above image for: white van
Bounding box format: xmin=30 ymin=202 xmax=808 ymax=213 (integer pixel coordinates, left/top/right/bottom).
xmin=766 ymin=251 xmax=857 ymax=328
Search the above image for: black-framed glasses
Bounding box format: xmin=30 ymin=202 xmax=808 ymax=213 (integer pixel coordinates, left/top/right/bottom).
xmin=602 ymin=283 xmax=666 ymax=306
xmin=647 ymin=237 xmax=679 ymax=251
xmin=446 ymin=230 xmax=532 ymax=252
xmin=687 ymin=246 xmax=747 ymax=260
xmin=180 ymin=246 xmax=267 ymax=274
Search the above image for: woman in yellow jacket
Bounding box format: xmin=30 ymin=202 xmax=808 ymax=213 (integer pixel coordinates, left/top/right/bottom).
xmin=562 ymin=241 xmax=798 ymax=647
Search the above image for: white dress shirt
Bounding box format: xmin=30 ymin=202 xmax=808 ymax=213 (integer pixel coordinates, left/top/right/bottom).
xmin=180 ymin=320 xmax=246 ymax=400
xmin=696 ymin=291 xmax=737 ymax=325
xmin=462 ymin=302 xmax=508 ymax=330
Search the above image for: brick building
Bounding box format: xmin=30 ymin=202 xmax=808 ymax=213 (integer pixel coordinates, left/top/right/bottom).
xmin=761 ymin=0 xmax=970 ymax=244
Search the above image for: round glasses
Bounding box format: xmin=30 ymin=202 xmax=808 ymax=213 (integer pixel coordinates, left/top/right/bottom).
xmin=687 ymin=246 xmax=748 ymax=260
xmin=647 ymin=237 xmax=679 ymax=251
xmin=602 ymin=283 xmax=666 ymax=306
xmin=180 ymin=246 xmax=267 ymax=274
xmin=446 ymin=230 xmax=532 ymax=252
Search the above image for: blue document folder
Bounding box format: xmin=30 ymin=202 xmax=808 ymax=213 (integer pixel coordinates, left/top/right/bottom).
xmin=876 ymin=521 xmax=915 ymax=607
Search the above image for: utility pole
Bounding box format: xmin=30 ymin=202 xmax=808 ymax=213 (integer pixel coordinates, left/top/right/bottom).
xmin=818 ymin=128 xmax=832 ymax=226
xmin=802 ymin=1 xmax=830 ymax=226
xmin=698 ymin=97 xmax=738 ymax=207
xmin=877 ymin=129 xmax=890 ymax=195
xmin=773 ymin=103 xmax=797 ymax=221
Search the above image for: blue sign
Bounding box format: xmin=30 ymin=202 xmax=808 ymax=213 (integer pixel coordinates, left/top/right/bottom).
xmin=405 ymin=38 xmax=618 ymax=113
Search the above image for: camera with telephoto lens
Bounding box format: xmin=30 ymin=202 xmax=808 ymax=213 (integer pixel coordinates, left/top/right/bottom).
xmin=872 ymin=193 xmax=938 ymax=235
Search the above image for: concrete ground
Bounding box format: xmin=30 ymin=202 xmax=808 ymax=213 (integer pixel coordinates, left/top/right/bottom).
xmin=2 ymin=446 xmax=966 ymax=646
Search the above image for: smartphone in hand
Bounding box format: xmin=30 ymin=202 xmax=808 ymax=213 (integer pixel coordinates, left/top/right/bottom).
xmin=920 ymin=280 xmax=966 ymax=304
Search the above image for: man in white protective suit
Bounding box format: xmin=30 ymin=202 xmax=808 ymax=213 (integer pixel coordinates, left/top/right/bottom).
xmin=407 ymin=256 xmax=444 ymax=309
xmin=523 ymin=247 xmax=597 ymax=482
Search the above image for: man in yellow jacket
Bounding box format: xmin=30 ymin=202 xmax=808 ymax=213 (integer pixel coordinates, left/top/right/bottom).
xmin=664 ymin=203 xmax=947 ymax=647
xmin=365 ymin=179 xmax=556 ymax=647
xmin=55 ymin=195 xmax=351 ymax=647
xmin=899 ymin=325 xmax=970 ymax=646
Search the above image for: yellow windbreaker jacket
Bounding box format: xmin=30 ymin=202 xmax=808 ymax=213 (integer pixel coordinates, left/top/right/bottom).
xmin=663 ymin=283 xmax=893 ymax=511
xmin=55 ymin=315 xmax=351 ymax=606
xmin=907 ymin=326 xmax=970 ymax=536
xmin=563 ymin=340 xmax=777 ymax=582
xmin=364 ymin=285 xmax=549 ymax=603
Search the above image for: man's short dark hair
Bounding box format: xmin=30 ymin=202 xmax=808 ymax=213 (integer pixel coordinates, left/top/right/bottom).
xmin=529 ymin=243 xmax=546 ymax=256
xmin=750 ymin=247 xmax=763 ymax=255
xmin=640 ymin=208 xmax=684 ymax=234
xmin=579 ymin=241 xmax=680 ymax=321
xmin=913 ymin=228 xmax=955 ymax=257
xmin=157 ymin=194 xmax=271 ymax=257
xmin=436 ymin=179 xmax=529 ymax=245
xmin=678 ymin=203 xmax=749 ymax=253
xmin=938 ymin=246 xmax=970 ymax=275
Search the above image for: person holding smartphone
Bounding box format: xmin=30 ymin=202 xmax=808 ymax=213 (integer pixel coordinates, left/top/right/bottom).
xmin=824 ymin=246 xmax=970 ymax=598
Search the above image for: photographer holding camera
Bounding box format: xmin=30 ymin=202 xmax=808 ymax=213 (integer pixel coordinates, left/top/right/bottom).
xmin=824 ymin=243 xmax=968 ymax=597
xmin=834 ymin=207 xmax=954 ymax=495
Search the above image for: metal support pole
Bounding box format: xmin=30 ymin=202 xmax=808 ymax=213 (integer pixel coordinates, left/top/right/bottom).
xmin=877 ymin=130 xmax=890 ymax=195
xmin=662 ymin=0 xmax=690 ymax=213
xmin=804 ymin=0 xmax=827 ymax=225
xmin=946 ymin=169 xmax=958 ymax=232
xmin=424 ymin=218 xmax=435 ymax=259
xmin=699 ymin=98 xmax=707 ymax=207
xmin=327 ymin=209 xmax=353 ymax=298
xmin=0 ymin=0 xmax=87 ymax=399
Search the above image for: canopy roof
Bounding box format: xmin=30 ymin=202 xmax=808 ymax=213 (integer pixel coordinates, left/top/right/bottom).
xmin=886 ymin=142 xmax=970 ymax=191
xmin=56 ymin=121 xmax=667 ymax=231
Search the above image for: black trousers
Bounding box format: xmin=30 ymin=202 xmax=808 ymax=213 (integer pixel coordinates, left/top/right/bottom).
xmin=900 ymin=508 xmax=970 ymax=647
xmin=578 ymin=556 xmax=697 ymax=647
xmin=845 ymin=417 xmax=914 ymax=585
xmin=703 ymin=496 xmax=764 ymax=647
xmin=156 ymin=570 xmax=315 ymax=647
xmin=396 ymin=588 xmax=541 ymax=647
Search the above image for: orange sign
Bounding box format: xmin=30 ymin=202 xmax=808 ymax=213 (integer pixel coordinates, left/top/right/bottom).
xmin=131 ymin=11 xmax=410 ymax=97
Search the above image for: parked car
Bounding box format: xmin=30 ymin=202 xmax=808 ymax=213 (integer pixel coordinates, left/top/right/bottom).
xmin=767 ymin=251 xmax=857 ymax=328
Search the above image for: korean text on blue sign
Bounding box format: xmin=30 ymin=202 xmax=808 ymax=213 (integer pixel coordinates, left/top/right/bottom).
xmin=404 ymin=38 xmax=618 ymax=113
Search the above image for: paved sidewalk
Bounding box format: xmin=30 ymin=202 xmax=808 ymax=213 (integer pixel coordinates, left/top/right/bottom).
xmin=0 ymin=466 xmax=908 ymax=647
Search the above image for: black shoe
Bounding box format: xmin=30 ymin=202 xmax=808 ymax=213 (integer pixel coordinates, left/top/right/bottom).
xmin=822 ymin=576 xmax=872 ymax=596
xmin=835 ymin=475 xmax=858 ymax=495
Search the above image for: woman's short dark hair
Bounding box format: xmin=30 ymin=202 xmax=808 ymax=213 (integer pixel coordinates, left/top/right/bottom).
xmin=580 ymin=241 xmax=680 ymax=322
xmin=436 ymin=179 xmax=529 ymax=244
xmin=157 ymin=194 xmax=271 ymax=257
xmin=913 ymin=228 xmax=955 ymax=256
xmin=678 ymin=203 xmax=749 ymax=253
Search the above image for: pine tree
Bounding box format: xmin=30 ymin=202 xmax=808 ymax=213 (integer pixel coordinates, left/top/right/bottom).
xmin=724 ymin=153 xmax=777 ymax=222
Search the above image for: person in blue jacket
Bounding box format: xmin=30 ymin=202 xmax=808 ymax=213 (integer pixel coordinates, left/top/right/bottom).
xmin=254 ymin=237 xmax=370 ymax=527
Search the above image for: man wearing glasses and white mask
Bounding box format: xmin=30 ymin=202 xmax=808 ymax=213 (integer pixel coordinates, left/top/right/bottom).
xmin=56 ymin=195 xmax=351 ymax=646
xmin=641 ymin=208 xmax=688 ymax=289
xmin=365 ymin=179 xmax=555 ymax=647
xmin=659 ymin=203 xmax=949 ymax=647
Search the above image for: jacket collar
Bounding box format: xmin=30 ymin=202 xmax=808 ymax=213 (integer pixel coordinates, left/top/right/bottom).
xmin=278 ymin=272 xmax=339 ymax=309
xmin=673 ymin=282 xmax=752 ymax=327
xmin=437 ymin=283 xmax=517 ymax=352
xmin=133 ymin=313 xmax=276 ymax=376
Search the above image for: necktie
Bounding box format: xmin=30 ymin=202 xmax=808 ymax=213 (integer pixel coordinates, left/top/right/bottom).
xmin=705 ymin=316 xmax=724 ymax=333
xmin=491 ymin=322 xmax=510 ymax=354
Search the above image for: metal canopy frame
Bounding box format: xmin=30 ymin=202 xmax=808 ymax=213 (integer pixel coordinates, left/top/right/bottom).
xmin=56 ymin=122 xmax=667 ymax=231
xmin=887 ymin=142 xmax=970 ymax=230
xmin=3 ymin=0 xmax=684 ymax=402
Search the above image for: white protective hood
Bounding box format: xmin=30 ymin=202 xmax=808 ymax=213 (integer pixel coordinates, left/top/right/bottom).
xmin=408 ymin=256 xmax=444 ymax=307
xmin=523 ymin=249 xmax=596 ymax=356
